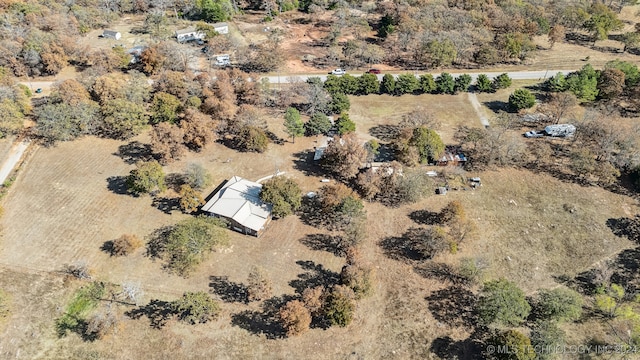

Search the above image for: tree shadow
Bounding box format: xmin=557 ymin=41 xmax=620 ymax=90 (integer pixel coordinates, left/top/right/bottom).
xmin=291 ymin=150 xmax=326 ymax=177
xmin=145 ymin=225 xmax=173 ymax=260
xmin=483 ymin=100 xmax=508 ymax=114
xmin=414 ymin=262 xmax=468 ymax=286
xmin=265 ymin=130 xmax=285 ymax=145
xmin=299 ymin=233 xmax=345 ymax=257
xmin=429 ymin=334 xmax=485 ymax=360
xmin=408 ymin=209 xmax=441 ymax=225
xmin=114 ymin=141 xmax=153 ymax=165
xmin=100 ymin=240 xmax=115 ymax=256
xmin=289 ymin=260 xmax=340 ymax=295
xmin=610 ymin=248 xmax=640 ymax=295
xmin=298 ymin=197 xmax=341 ymax=230
xmin=374 ymin=143 xmax=395 ymax=162
xmin=368 ymin=124 xmax=401 ymax=141
xmin=606 ymin=216 xmax=640 ymax=244
xmin=230 ymin=295 xmax=295 ymax=339
xmin=565 ymin=32 xmax=593 ymax=46
xmin=379 ymin=227 xmax=432 ymax=263
xmin=426 ymin=286 xmax=478 ymax=328
xmin=165 ymin=173 xmax=186 ymax=192
xmin=152 ymin=197 xmax=180 ymax=214
xmin=209 ymin=276 xmax=249 ymax=304
xmin=106 ymin=176 xmax=130 ymax=195
xmin=125 ymin=299 xmax=175 ymax=329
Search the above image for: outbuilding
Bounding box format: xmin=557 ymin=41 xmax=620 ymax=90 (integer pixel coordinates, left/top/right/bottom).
xmin=101 ymin=30 xmax=121 ymax=40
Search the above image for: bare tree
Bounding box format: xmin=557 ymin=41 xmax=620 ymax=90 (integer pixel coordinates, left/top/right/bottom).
xmin=121 ymin=281 xmax=144 ymax=306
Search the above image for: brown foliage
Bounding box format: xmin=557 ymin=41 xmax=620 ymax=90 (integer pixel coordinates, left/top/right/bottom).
xmin=278 ymin=300 xmax=312 ymax=337
xmin=53 ymin=79 xmax=91 ymax=106
xmin=111 ymin=234 xmax=143 ymax=256
xmin=150 ymin=123 xmax=186 ymax=164
xmin=40 ymin=43 xmax=68 ymax=75
xmin=93 ymin=74 xmax=127 ymax=104
xmin=318 ymin=183 xmax=355 ymax=211
xmin=247 ymin=266 xmax=272 ymax=302
xmin=178 ymin=184 xmax=204 ymax=213
xmin=439 ymin=200 xmax=466 ymax=224
xmin=340 ymin=263 xmax=375 ymax=300
xmin=540 ymin=92 xmax=578 ymax=124
xmin=154 ymin=71 xmax=193 ymax=101
xmin=548 ymin=25 xmax=566 ymax=48
xmin=85 ymin=306 xmax=119 ymax=340
xmin=597 ymin=68 xmax=625 ymax=100
xmin=180 ymin=109 xmax=218 ymax=151
xmin=302 ymin=286 xmax=326 ymax=316
xmin=140 ymin=46 xmax=165 ymax=75
xmin=322 ymin=133 xmax=367 ymax=179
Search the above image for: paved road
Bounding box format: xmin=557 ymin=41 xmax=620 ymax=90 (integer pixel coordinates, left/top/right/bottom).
xmin=0 ymin=140 xmax=30 ymax=185
xmin=21 ymin=70 xmax=574 ymax=93
xmin=264 ymin=69 xmax=574 ymax=84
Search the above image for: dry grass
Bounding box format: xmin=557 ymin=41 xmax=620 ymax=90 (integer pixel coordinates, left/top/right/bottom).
xmin=349 ymin=93 xmax=484 ymax=144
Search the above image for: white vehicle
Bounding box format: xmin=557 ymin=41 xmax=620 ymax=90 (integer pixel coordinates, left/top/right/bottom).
xmin=524 ymin=130 xmax=545 ymax=138
xmin=212 ymin=54 xmax=230 ymax=66
xmin=330 ymin=68 xmax=346 ymax=75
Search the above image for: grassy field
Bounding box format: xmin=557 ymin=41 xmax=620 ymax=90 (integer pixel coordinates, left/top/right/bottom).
xmin=0 ymin=88 xmax=638 ymax=358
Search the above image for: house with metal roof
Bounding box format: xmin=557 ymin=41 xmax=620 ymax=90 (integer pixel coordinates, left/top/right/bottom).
xmin=212 ymin=22 xmax=229 ymax=34
xmin=201 ymin=176 xmax=272 ymax=237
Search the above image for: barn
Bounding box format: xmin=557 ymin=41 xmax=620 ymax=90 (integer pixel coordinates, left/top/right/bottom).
xmin=201 ymin=176 xmax=272 ymax=237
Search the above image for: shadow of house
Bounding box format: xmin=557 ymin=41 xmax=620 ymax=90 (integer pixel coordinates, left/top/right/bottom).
xmin=209 ymin=276 xmax=249 ymax=304
xmin=201 ymin=176 xmax=272 ymax=237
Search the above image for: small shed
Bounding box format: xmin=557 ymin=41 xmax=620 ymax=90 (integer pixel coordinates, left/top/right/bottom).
xmin=437 ymin=152 xmax=467 ymax=166
xmin=436 ymin=187 xmax=448 ymax=195
xmin=102 ymin=30 xmax=121 ymax=40
xmin=212 ymin=22 xmax=229 ymax=35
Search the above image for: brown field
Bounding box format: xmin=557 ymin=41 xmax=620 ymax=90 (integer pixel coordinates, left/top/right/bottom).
xmin=0 ymin=90 xmax=638 ymax=358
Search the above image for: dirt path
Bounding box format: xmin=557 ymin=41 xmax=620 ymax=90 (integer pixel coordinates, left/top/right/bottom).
xmin=0 ymin=140 xmax=29 ymax=184
xmin=467 ymin=92 xmax=490 ymax=128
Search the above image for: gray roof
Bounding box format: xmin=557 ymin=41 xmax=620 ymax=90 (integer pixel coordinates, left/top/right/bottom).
xmin=175 ymin=27 xmax=198 ymax=36
xmin=201 ymin=176 xmax=272 ymax=232
xmin=212 ymin=22 xmax=228 ymax=27
xmin=102 ymin=30 xmax=120 ymax=36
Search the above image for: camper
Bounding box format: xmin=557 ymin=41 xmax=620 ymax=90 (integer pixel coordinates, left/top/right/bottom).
xmin=544 ymin=124 xmax=575 ymax=137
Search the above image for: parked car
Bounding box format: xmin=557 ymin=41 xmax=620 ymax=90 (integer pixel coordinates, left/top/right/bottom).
xmin=35 ymin=88 xmax=42 ymax=94
xmin=366 ymin=68 xmax=381 ymax=74
xmin=330 ymin=68 xmax=346 ymax=75
xmin=523 ymin=130 xmax=545 ymax=138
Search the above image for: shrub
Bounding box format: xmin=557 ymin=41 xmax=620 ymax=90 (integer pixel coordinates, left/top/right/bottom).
xmin=111 ymin=234 xmax=143 ymax=256
xmin=435 ymin=73 xmax=455 ymax=94
xmin=336 ymin=112 xmax=356 ymax=135
xmin=493 ymin=73 xmax=512 ymax=90
xmin=247 ymin=266 xmax=272 ymax=302
xmin=380 ymin=74 xmax=395 ymax=94
xmin=508 ymin=89 xmax=536 ymax=112
xmin=535 ymin=287 xmax=583 ymax=322
xmin=324 ymin=285 xmax=356 ymax=327
xmin=487 ymin=329 xmax=535 ymax=360
xmin=475 ymin=74 xmax=494 ymax=93
xmin=236 ymin=125 xmax=269 ymax=153
xmin=127 ymin=160 xmax=166 ymax=195
xmin=454 ymin=74 xmax=472 ymax=93
xmin=305 ymin=113 xmax=332 ymax=136
xmin=477 ymin=278 xmax=531 ymax=326
xmin=178 ymin=184 xmax=205 ymax=213
xmin=172 ymin=291 xmax=220 ymax=324
xmin=259 ymin=176 xmax=302 ymax=218
xmin=279 ymin=300 xmax=312 ymax=336
xmin=340 ymin=264 xmax=374 ymax=299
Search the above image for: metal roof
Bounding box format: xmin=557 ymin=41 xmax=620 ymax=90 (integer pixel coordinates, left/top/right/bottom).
xmin=201 ymin=176 xmax=272 ymax=232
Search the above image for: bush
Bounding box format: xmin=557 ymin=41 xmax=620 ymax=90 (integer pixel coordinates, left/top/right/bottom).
xmin=185 ymin=163 xmax=212 ymax=190
xmin=247 ymin=266 xmax=272 ymax=302
xmin=236 ymin=125 xmax=269 ymax=153
xmin=329 ymin=93 xmax=350 ymax=114
xmin=260 ymin=176 xmax=302 ymax=218
xmin=178 ymin=184 xmax=205 ymax=213
xmin=535 ymin=287 xmax=583 ymax=322
xmin=454 ymin=74 xmax=472 ymax=93
xmin=127 ymin=160 xmax=166 ymax=195
xmin=493 ymin=73 xmax=512 ymax=90
xmin=324 ymin=285 xmax=356 ymax=327
xmin=395 ymin=74 xmax=420 ymax=95
xmin=530 ymin=320 xmax=565 ymax=360
xmin=340 ymin=263 xmax=374 ymax=299
xmin=336 ymin=112 xmax=356 ymax=135
xmin=162 ymin=216 xmax=229 ymax=276
xmin=419 ymin=74 xmax=437 ymax=93
xmin=487 ymin=329 xmax=535 ymax=360
xmin=172 ymin=291 xmax=220 ymax=324
xmin=305 ymin=113 xmax=332 ymax=136
xmin=477 ymin=278 xmax=531 ymax=326
xmin=380 ymin=74 xmax=395 ymax=94
xmin=111 ymin=234 xmax=143 ymax=256
xmin=358 ymin=73 xmax=380 ymax=95
xmin=475 ymin=74 xmax=494 ymax=93
xmin=508 ymin=89 xmax=536 ymax=112
xmin=279 ymin=300 xmax=312 ymax=336
xmin=435 ymin=73 xmax=455 ymax=94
